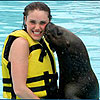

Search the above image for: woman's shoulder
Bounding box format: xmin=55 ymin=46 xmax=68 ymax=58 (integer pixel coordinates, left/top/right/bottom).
xmin=12 ymin=37 xmax=29 ymax=47
xmin=8 ymin=37 xmax=29 ymax=61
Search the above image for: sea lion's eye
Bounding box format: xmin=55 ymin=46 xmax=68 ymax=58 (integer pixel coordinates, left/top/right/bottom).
xmin=57 ymin=32 xmax=63 ymax=35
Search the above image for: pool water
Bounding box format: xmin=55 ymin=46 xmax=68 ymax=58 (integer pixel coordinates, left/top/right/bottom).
xmin=0 ymin=1 xmax=100 ymax=99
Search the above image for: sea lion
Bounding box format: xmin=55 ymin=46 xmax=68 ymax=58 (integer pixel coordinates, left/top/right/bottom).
xmin=44 ymin=22 xmax=99 ymax=99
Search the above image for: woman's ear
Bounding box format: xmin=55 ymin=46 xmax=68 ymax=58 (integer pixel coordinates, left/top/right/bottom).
xmin=24 ymin=16 xmax=27 ymax=25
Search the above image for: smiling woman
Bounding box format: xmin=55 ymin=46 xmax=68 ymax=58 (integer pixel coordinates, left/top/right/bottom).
xmin=24 ymin=9 xmax=49 ymax=41
xmin=1 ymin=2 xmax=58 ymax=99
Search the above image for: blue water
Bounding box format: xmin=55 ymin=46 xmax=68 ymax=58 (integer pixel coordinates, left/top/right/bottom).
xmin=0 ymin=1 xmax=100 ymax=99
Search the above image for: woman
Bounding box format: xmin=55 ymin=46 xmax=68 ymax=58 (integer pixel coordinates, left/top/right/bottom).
xmin=2 ymin=2 xmax=58 ymax=99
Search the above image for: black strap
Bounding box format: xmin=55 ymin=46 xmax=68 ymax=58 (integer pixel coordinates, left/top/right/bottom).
xmin=29 ymin=44 xmax=42 ymax=53
xmin=4 ymin=36 xmax=17 ymax=60
xmin=39 ymin=47 xmax=47 ymax=62
xmin=43 ymin=71 xmax=58 ymax=98
xmin=3 ymin=73 xmax=58 ymax=84
xmin=7 ymin=62 xmax=16 ymax=99
xmin=3 ymin=78 xmax=12 ymax=84
xmin=44 ymin=71 xmax=51 ymax=97
xmin=29 ymin=44 xmax=47 ymax=62
xmin=3 ymin=72 xmax=58 ymax=93
xmin=39 ymin=38 xmax=55 ymax=73
xmin=3 ymin=86 xmax=46 ymax=93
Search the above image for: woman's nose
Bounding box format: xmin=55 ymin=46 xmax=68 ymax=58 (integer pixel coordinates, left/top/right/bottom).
xmin=35 ymin=24 xmax=40 ymax=30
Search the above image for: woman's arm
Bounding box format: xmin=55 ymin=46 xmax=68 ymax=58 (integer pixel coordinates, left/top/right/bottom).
xmin=9 ymin=37 xmax=40 ymax=99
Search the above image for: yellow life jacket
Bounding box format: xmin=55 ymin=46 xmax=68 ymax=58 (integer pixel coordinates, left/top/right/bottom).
xmin=2 ymin=29 xmax=58 ymax=99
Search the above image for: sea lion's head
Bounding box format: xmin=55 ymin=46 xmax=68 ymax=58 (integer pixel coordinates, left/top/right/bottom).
xmin=44 ymin=22 xmax=70 ymax=49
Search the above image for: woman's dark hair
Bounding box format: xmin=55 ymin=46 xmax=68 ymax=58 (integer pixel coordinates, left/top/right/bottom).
xmin=23 ymin=2 xmax=52 ymax=29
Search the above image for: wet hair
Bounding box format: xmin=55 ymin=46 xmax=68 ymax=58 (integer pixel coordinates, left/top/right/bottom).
xmin=23 ymin=2 xmax=52 ymax=29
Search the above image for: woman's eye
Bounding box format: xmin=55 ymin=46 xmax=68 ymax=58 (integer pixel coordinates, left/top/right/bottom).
xmin=40 ymin=21 xmax=46 ymax=25
xmin=30 ymin=20 xmax=36 ymax=24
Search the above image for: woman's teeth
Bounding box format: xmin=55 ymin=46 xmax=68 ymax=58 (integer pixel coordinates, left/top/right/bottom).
xmin=34 ymin=32 xmax=40 ymax=34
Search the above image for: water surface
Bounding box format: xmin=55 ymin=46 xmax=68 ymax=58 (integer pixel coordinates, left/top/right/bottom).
xmin=0 ymin=1 xmax=100 ymax=98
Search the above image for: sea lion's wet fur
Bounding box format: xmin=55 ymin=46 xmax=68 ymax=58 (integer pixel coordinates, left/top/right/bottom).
xmin=44 ymin=23 xmax=99 ymax=99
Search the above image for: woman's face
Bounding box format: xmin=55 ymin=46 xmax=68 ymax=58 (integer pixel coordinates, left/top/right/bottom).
xmin=25 ymin=9 xmax=49 ymax=41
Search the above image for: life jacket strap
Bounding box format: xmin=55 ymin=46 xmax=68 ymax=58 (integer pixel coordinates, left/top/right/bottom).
xmin=29 ymin=44 xmax=47 ymax=62
xmin=4 ymin=36 xmax=17 ymax=61
xmin=39 ymin=38 xmax=56 ymax=73
xmin=3 ymin=72 xmax=58 ymax=94
xmin=29 ymin=44 xmax=42 ymax=53
xmin=43 ymin=71 xmax=58 ymax=98
xmin=39 ymin=47 xmax=47 ymax=62
xmin=3 ymin=86 xmax=46 ymax=92
xmin=3 ymin=72 xmax=58 ymax=84
xmin=7 ymin=62 xmax=16 ymax=99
